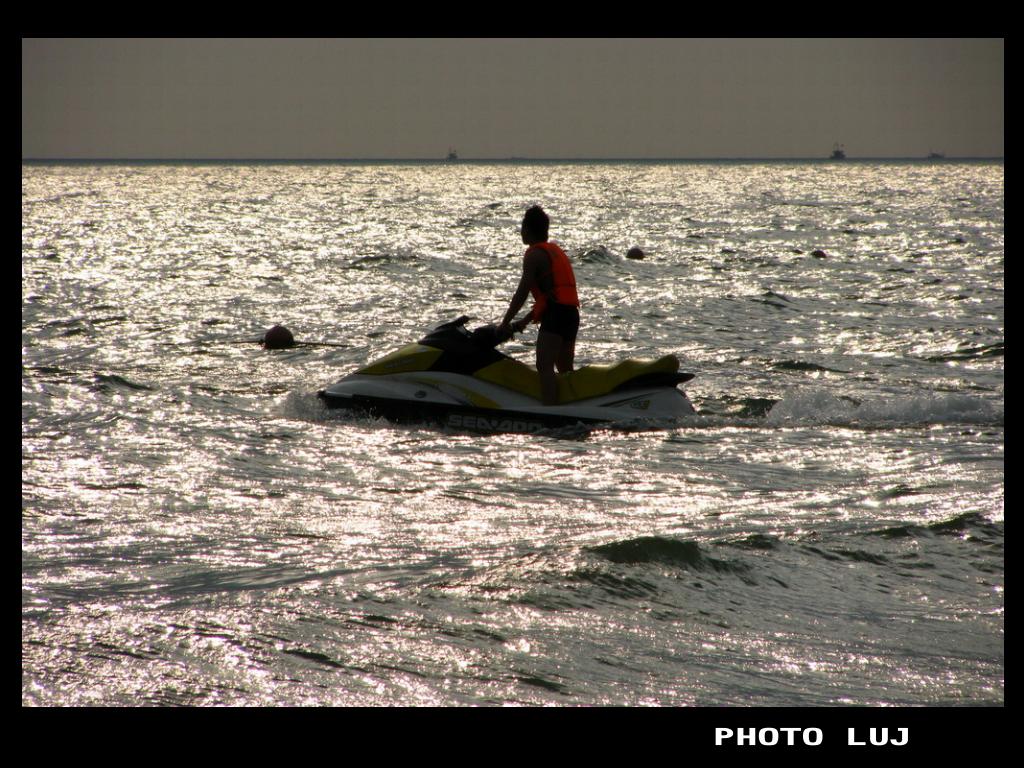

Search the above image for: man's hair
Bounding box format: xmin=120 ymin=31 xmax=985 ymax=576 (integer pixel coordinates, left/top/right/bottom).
xmin=522 ymin=205 xmax=550 ymax=240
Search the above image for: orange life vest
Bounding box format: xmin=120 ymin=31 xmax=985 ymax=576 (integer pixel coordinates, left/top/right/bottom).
xmin=528 ymin=241 xmax=580 ymax=322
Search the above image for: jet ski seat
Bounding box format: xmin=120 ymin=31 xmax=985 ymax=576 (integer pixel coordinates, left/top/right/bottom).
xmin=474 ymin=354 xmax=687 ymax=403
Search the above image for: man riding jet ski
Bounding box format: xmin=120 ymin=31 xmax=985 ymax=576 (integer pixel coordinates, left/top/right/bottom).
xmin=498 ymin=205 xmax=581 ymax=406
xmin=319 ymin=206 xmax=694 ymax=433
xmin=318 ymin=316 xmax=695 ymax=433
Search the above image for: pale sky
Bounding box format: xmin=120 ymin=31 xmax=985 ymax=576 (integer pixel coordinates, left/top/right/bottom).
xmin=22 ymin=38 xmax=1004 ymax=160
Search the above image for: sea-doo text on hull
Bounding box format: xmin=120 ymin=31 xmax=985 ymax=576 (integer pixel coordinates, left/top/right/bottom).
xmin=318 ymin=316 xmax=695 ymax=433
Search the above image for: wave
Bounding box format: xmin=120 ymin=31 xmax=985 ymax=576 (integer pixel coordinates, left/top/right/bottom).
xmin=23 ymin=189 xmax=100 ymax=206
xmin=751 ymin=290 xmax=797 ymax=311
xmin=346 ymin=253 xmax=422 ymax=270
xmin=770 ymin=360 xmax=849 ymax=374
xmin=922 ymin=342 xmax=1004 ymax=362
xmin=587 ymin=536 xmax=754 ymax=578
xmin=559 ymin=512 xmax=1003 ymax=603
xmin=866 ymin=512 xmax=1004 ymax=542
xmin=577 ymin=246 xmax=619 ymax=264
xmin=92 ymin=373 xmax=154 ymax=392
xmin=766 ymin=388 xmax=1002 ymax=427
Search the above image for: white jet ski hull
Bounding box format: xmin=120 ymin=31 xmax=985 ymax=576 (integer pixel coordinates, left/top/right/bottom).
xmin=319 ymin=371 xmax=694 ymax=433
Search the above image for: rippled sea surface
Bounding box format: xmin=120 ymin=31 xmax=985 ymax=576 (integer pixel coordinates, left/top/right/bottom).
xmin=23 ymin=160 xmax=1002 ymax=706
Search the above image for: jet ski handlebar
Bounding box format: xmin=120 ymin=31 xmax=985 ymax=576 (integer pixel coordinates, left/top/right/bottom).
xmin=470 ymin=323 xmax=513 ymax=347
xmin=435 ymin=315 xmax=472 ymax=331
xmin=424 ymin=316 xmax=514 ymax=350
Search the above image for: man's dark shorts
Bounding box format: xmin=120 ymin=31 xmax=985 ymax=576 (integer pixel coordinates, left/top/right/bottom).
xmin=539 ymin=302 xmax=580 ymax=342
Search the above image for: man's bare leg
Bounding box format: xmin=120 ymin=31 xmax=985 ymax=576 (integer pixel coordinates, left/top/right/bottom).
xmin=536 ymin=330 xmax=563 ymax=405
xmin=556 ymin=338 xmax=576 ymax=374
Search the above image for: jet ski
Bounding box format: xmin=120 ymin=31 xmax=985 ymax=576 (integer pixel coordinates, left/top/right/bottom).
xmin=318 ymin=316 xmax=695 ymax=433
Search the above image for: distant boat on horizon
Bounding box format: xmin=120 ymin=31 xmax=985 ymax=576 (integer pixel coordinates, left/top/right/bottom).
xmin=830 ymin=143 xmax=847 ymax=160
xmin=927 ymin=151 xmax=946 ymax=160
xmin=447 ymin=147 xmax=459 ymax=161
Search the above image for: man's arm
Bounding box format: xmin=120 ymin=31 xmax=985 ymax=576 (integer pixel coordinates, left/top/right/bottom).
xmin=500 ymin=247 xmax=547 ymax=330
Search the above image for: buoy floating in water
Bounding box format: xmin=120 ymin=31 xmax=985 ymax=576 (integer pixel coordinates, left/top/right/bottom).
xmin=626 ymin=247 xmax=645 ymax=260
xmin=262 ymin=324 xmax=295 ymax=349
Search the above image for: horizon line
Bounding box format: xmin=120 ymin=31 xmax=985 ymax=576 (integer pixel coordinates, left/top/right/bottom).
xmin=22 ymin=155 xmax=1005 ymax=164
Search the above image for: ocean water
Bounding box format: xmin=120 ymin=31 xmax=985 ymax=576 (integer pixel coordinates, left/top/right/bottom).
xmin=22 ymin=160 xmax=1003 ymax=707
